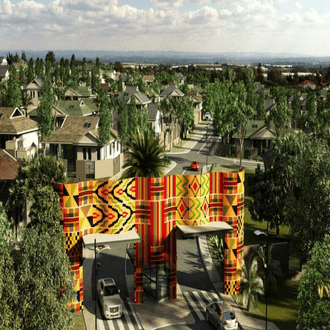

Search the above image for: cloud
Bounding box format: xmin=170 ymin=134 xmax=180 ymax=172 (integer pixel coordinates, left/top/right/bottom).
xmin=0 ymin=0 xmax=328 ymax=55
xmin=295 ymin=2 xmax=303 ymax=10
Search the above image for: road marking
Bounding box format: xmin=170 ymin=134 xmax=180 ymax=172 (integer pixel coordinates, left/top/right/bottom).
xmin=128 ymin=301 xmax=143 ymax=330
xmin=98 ymin=318 xmax=106 ymax=330
xmin=117 ymin=316 xmax=126 ymax=330
xmin=201 ymin=290 xmax=218 ymax=303
xmin=192 ymin=291 xmax=207 ymax=310
xmin=183 ymin=292 xmax=204 ymax=320
xmin=122 ymin=301 xmax=136 ymax=330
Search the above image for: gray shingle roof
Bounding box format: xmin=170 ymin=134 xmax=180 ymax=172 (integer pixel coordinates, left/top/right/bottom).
xmin=0 ymin=107 xmax=39 ymax=134
xmin=0 ymin=65 xmax=9 ymax=77
xmin=159 ymin=85 xmax=184 ymax=97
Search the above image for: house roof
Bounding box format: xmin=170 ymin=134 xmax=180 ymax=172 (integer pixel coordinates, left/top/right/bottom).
xmin=148 ymin=103 xmax=159 ymax=121
xmin=0 ymin=149 xmax=20 ymax=180
xmin=0 ymin=107 xmax=39 ymax=134
xmin=160 ymin=85 xmax=184 ymax=97
xmin=264 ymin=99 xmax=275 ymax=113
xmin=143 ymin=75 xmax=155 ymax=83
xmin=0 ymin=65 xmax=9 ymax=77
xmin=249 ymin=125 xmax=276 ymax=140
xmin=26 ymin=77 xmax=43 ymax=89
xmin=66 ymin=86 xmax=93 ymax=97
xmin=44 ymin=115 xmax=118 ymax=144
xmin=54 ymin=99 xmax=97 ymax=116
xmin=117 ymin=86 xmax=151 ymax=105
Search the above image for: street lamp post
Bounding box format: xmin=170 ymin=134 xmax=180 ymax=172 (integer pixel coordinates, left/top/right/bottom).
xmin=254 ymin=224 xmax=269 ymax=330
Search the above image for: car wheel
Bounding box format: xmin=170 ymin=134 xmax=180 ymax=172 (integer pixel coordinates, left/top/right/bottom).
xmin=205 ymin=310 xmax=210 ymax=322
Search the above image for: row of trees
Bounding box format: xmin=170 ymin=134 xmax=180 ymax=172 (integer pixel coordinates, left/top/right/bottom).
xmin=0 ymin=156 xmax=75 ymax=330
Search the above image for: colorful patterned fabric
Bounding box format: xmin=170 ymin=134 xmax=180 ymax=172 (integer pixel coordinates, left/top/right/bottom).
xmin=53 ymin=170 xmax=244 ymax=309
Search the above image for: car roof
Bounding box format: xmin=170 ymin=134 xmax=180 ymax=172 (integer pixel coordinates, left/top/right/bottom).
xmin=102 ymin=278 xmax=116 ymax=286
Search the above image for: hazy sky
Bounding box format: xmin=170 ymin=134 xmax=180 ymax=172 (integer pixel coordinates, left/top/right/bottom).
xmin=1 ymin=0 xmax=329 ymax=56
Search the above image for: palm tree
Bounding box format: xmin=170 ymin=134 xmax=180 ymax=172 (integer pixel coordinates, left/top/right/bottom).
xmin=120 ymin=129 xmax=170 ymax=179
xmin=257 ymin=245 xmax=282 ymax=292
xmin=239 ymin=256 xmax=264 ymax=312
xmin=208 ymin=234 xmax=224 ymax=262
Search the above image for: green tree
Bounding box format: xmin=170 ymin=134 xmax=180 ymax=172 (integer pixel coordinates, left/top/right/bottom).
xmin=9 ymin=155 xmax=67 ymax=208
xmin=297 ymin=235 xmax=330 ymax=330
xmin=37 ymin=75 xmax=55 ymax=141
xmin=128 ymin=95 xmax=139 ymax=135
xmin=21 ymin=51 xmax=27 ymax=62
xmin=249 ymin=133 xmax=302 ymax=236
xmin=239 ymin=256 xmax=264 ymax=312
xmin=292 ymin=89 xmax=301 ymax=129
xmin=121 ymin=129 xmax=170 ymax=179
xmin=256 ymin=86 xmax=266 ymax=120
xmin=45 ymin=51 xmax=56 ymax=64
xmin=1 ymin=65 xmax=22 ymax=108
xmin=174 ymin=97 xmax=195 ymax=139
xmin=117 ymin=98 xmax=129 ymax=142
xmin=0 ymin=201 xmax=10 ymax=249
xmin=266 ymin=87 xmax=292 ymax=136
xmin=0 ymin=236 xmax=20 ymax=330
xmin=27 ymin=58 xmax=34 ymax=82
xmin=232 ymin=81 xmax=255 ymax=168
xmin=98 ymin=92 xmax=112 ymax=145
xmin=287 ymin=138 xmax=330 ymax=262
xmin=19 ymin=66 xmax=25 ymax=85
xmin=15 ymin=186 xmax=75 ymax=330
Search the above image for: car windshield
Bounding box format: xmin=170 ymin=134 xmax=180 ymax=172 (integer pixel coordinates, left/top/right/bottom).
xmin=223 ymin=311 xmax=236 ymax=321
xmin=104 ymin=285 xmax=118 ymax=296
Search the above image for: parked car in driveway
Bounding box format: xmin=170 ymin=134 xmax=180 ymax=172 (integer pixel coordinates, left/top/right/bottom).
xmin=205 ymin=301 xmax=238 ymax=330
xmin=97 ymin=278 xmax=123 ymax=319
xmin=205 ymin=112 xmax=211 ymax=120
xmin=190 ymin=161 xmax=199 ymax=171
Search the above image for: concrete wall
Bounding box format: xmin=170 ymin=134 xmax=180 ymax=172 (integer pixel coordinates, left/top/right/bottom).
xmin=95 ymin=158 xmax=113 ymax=179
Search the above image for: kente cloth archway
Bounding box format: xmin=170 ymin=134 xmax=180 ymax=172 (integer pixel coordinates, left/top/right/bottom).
xmin=53 ymin=170 xmax=244 ymax=312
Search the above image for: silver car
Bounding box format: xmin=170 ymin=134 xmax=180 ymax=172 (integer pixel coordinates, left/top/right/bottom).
xmin=97 ymin=278 xmax=123 ymax=319
xmin=205 ymin=300 xmax=238 ymax=330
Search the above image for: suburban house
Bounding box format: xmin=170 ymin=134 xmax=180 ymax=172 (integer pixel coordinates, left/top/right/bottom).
xmin=0 ymin=149 xmax=29 ymax=240
xmin=0 ymin=65 xmax=9 ymax=81
xmin=0 ymin=107 xmax=39 ymax=159
xmin=116 ymin=85 xmax=151 ymax=108
xmin=64 ymin=86 xmax=94 ymax=100
xmin=188 ymin=92 xmax=203 ymax=125
xmin=143 ymin=75 xmax=155 ymax=85
xmin=175 ymin=72 xmax=186 ymax=85
xmin=299 ymin=80 xmax=316 ymax=90
xmin=147 ymin=103 xmax=162 ymax=138
xmin=231 ymin=120 xmax=276 ymax=160
xmin=44 ymin=115 xmax=123 ymax=182
xmin=25 ymin=77 xmax=43 ymax=105
xmin=0 ymin=57 xmax=8 ymax=65
xmin=159 ymin=85 xmax=185 ymax=100
xmin=28 ymin=98 xmax=98 ymax=127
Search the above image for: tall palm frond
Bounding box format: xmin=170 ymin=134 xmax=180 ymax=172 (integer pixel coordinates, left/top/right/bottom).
xmin=121 ymin=129 xmax=170 ymax=179
xmin=208 ymin=235 xmax=224 ymax=262
xmin=239 ymin=256 xmax=264 ymax=311
xmin=257 ymin=245 xmax=282 ymax=292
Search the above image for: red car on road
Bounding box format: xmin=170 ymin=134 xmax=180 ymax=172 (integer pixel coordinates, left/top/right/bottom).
xmin=190 ymin=161 xmax=200 ymax=171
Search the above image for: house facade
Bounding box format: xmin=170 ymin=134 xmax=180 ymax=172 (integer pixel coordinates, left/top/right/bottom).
xmin=44 ymin=115 xmax=123 ymax=182
xmin=0 ymin=107 xmax=39 ymax=159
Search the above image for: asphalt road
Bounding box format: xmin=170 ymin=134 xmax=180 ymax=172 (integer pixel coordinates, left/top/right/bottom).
xmin=166 ymin=124 xmax=263 ymax=176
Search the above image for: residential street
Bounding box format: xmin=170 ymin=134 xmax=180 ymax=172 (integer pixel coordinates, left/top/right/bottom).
xmin=166 ymin=123 xmax=264 ymax=176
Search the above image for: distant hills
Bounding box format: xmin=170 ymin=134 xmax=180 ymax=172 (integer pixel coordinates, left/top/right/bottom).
xmin=1 ymin=50 xmax=330 ymax=66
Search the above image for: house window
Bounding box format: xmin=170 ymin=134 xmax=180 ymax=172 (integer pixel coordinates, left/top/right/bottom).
xmin=88 ymin=148 xmax=92 ymax=160
xmin=83 ymin=148 xmax=87 ymax=160
xmin=69 ymin=105 xmax=74 ymax=109
xmin=97 ymin=149 xmax=100 ymax=160
xmin=83 ymin=123 xmax=91 ymax=128
xmin=252 ymin=124 xmax=258 ymax=128
xmin=109 ymin=144 xmax=112 ymax=156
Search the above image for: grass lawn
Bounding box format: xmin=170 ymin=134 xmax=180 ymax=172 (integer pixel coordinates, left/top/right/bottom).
xmin=208 ymin=165 xmax=300 ymax=330
xmin=72 ymin=312 xmax=85 ymax=330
